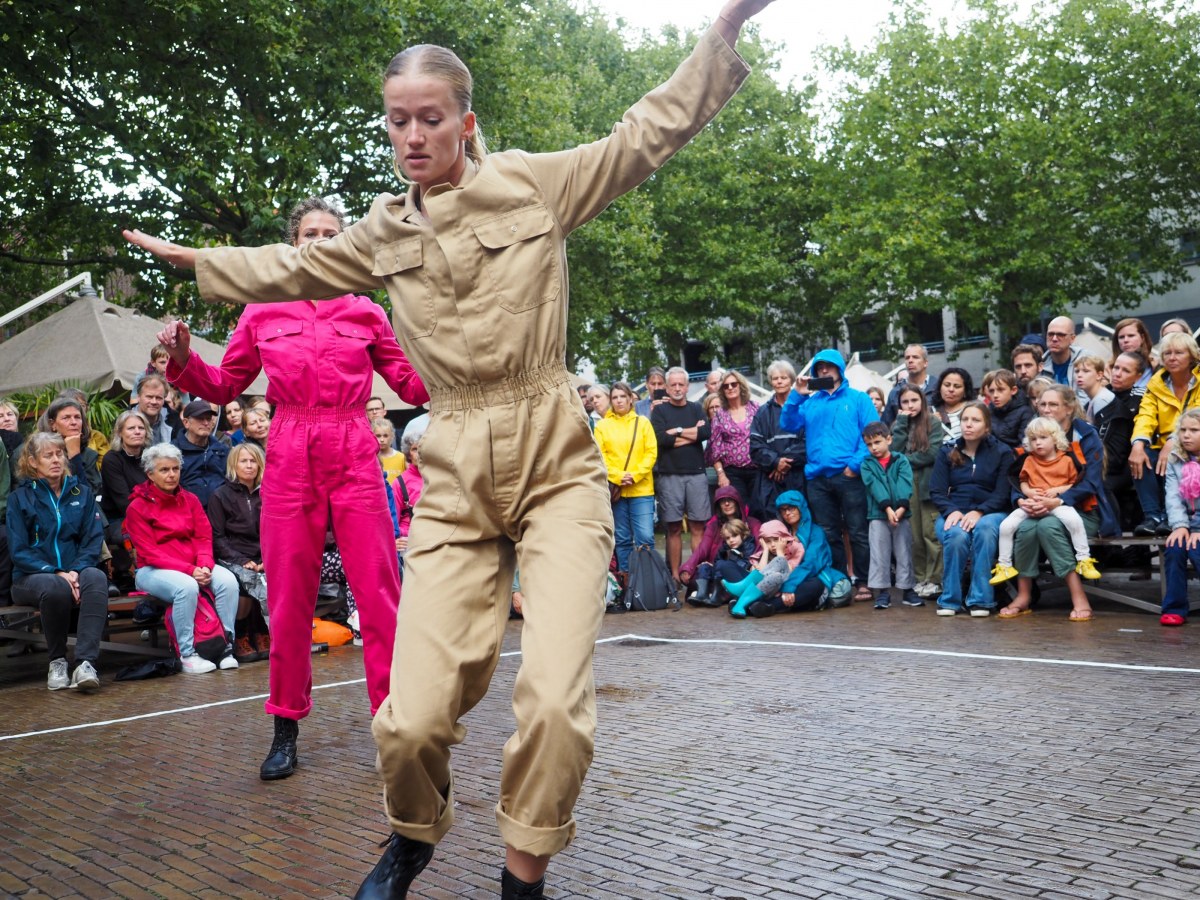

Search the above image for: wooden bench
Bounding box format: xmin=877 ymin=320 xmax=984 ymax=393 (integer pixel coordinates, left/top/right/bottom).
xmin=1082 ymin=535 xmax=1200 ymax=615
xmin=0 ymin=594 xmax=173 ymax=659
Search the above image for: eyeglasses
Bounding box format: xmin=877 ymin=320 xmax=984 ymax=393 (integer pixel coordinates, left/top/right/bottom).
xmin=722 ymin=382 xmax=739 ymax=390
xmin=1046 ymin=332 xmax=1071 ymax=339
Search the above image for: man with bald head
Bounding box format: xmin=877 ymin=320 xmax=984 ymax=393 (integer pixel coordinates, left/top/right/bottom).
xmin=1040 ymin=316 xmax=1088 ymax=407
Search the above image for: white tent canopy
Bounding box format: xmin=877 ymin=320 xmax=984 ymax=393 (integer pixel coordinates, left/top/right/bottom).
xmin=0 ymin=297 xmax=421 ymax=410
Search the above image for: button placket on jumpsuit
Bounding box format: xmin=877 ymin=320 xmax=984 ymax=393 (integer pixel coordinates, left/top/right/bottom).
xmin=168 ymin=295 xmax=429 ymax=718
xmin=194 ymin=27 xmax=750 ymax=856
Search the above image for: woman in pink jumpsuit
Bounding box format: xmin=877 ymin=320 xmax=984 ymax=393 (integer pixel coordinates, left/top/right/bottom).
xmin=158 ymin=198 xmax=428 ymax=780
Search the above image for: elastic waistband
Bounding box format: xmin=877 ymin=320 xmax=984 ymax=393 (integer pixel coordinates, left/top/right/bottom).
xmin=273 ymin=404 xmax=365 ymax=423
xmin=428 ymin=363 xmax=571 ymax=412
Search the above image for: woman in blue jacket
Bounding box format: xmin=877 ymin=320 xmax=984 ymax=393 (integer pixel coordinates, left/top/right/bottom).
xmin=760 ymin=490 xmax=849 ymax=617
xmin=929 ymin=402 xmax=1014 ymax=617
xmin=7 ymin=432 xmax=107 ymax=691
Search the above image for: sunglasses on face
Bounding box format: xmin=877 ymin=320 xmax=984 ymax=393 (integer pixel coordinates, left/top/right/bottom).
xmin=722 ymin=382 xmax=739 ymax=389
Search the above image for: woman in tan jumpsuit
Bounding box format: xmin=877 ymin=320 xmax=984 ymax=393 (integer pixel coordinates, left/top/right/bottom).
xmin=125 ymin=2 xmax=773 ymax=896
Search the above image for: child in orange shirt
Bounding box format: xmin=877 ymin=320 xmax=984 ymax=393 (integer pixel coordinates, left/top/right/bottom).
xmin=991 ymin=417 xmax=1101 ymax=583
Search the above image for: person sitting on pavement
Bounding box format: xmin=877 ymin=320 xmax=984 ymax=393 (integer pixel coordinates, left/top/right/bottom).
xmin=133 ymin=374 xmax=174 ymax=445
xmin=771 ymin=489 xmax=849 ymax=612
xmin=1111 ymin=317 xmax=1155 ymax=397
xmin=711 ymin=518 xmax=753 ymax=600
xmin=206 ymin=442 xmax=272 ymax=661
xmin=997 ymin=385 xmax=1119 ymax=622
xmin=100 ymin=410 xmax=151 ymax=593
xmin=1129 ymin=330 xmax=1200 ymax=537
xmin=706 ymin=369 xmax=760 ymax=508
xmin=990 ymin=416 xmax=1102 ymax=588
xmin=651 ymin=367 xmax=711 ymax=583
xmin=781 ymin=349 xmax=879 ymax=602
xmin=882 ymin=343 xmax=938 ymax=426
xmin=172 ymin=399 xmax=230 ymax=506
xmin=6 ymin=432 xmax=107 ymax=692
xmin=984 ymin=368 xmax=1034 ymax=451
xmin=679 ymin=484 xmax=762 ymax=606
xmin=39 ymin=398 xmax=101 ymax=498
xmin=1160 ymin=408 xmax=1200 ymax=628
xmin=929 ymin=401 xmax=1013 ymax=618
xmin=932 ymin=367 xmax=973 ymax=445
xmin=124 ymin=442 xmax=239 ymax=674
xmin=723 ymin=519 xmax=803 ymax=618
xmin=749 ymin=359 xmax=807 ymax=522
xmin=890 ymin=383 xmax=945 ymax=600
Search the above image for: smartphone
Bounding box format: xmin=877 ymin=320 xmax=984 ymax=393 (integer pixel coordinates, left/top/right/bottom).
xmin=808 ymin=376 xmax=836 ymax=391
xmin=653 ymin=388 xmax=667 ymax=400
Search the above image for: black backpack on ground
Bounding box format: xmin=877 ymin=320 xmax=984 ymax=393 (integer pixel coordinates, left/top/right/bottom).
xmin=624 ymin=545 xmax=678 ymax=612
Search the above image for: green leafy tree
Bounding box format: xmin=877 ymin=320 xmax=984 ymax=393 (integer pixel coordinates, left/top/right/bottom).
xmin=810 ymin=0 xmax=1200 ymax=344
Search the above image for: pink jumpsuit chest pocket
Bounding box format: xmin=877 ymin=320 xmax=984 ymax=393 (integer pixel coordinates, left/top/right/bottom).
xmin=471 ymin=203 xmax=561 ymax=313
xmin=256 ymin=320 xmax=307 ymax=376
xmin=330 ymin=320 xmax=376 ymax=374
xmin=373 ymin=237 xmax=435 ymax=339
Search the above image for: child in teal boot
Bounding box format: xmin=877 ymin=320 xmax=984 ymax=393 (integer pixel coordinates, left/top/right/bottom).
xmin=723 ymin=520 xmax=803 ymax=617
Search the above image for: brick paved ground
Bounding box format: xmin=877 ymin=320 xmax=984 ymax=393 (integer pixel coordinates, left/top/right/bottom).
xmin=2 ymin=578 xmax=1198 ymax=899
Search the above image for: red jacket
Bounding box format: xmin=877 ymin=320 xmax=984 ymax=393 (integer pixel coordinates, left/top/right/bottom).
xmin=124 ymin=481 xmax=216 ymax=574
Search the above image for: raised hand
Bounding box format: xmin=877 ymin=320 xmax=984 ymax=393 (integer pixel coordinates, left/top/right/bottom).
xmin=155 ymin=320 xmax=193 ymax=368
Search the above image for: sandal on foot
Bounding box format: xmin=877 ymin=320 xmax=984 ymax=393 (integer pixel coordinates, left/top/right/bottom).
xmin=997 ymin=604 xmax=1032 ymax=619
xmin=852 ymin=585 xmax=873 ymax=603
xmin=1069 ymin=608 xmax=1093 ymax=622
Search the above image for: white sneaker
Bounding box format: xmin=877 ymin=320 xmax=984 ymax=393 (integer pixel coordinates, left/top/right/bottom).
xmin=47 ymin=658 xmax=70 ymax=691
xmin=921 ymin=583 xmax=942 ymax=598
xmin=70 ymin=660 xmax=100 ymax=691
xmin=218 ymin=653 xmax=239 ymax=670
xmin=181 ymin=654 xmax=217 ymax=674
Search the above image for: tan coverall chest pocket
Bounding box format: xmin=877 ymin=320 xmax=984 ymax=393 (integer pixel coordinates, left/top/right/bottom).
xmin=372 ymin=237 xmax=435 ymax=339
xmin=472 ymin=204 xmax=561 ymax=313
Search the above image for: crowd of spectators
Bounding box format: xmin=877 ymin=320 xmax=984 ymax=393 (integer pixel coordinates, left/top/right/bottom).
xmin=4 ymin=314 xmax=1200 ymax=693
xmin=587 ymin=316 xmax=1200 ymax=627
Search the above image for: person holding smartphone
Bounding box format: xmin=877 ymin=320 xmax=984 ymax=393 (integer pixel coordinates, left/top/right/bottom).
xmin=780 ymin=349 xmax=880 ymax=604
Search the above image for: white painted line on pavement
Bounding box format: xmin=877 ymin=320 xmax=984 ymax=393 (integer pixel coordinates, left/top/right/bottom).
xmin=2 ymin=631 xmax=1191 ymax=743
xmin=607 ymin=633 xmax=1200 ymax=675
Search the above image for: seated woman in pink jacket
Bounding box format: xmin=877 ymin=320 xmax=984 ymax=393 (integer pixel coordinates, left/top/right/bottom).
xmin=154 ymin=198 xmax=428 ymax=782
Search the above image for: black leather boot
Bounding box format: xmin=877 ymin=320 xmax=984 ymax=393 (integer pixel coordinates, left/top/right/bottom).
xmin=500 ymin=868 xmax=545 ymax=899
xmin=259 ymin=715 xmax=299 ymax=780
xmin=354 ymin=833 xmax=434 ymax=899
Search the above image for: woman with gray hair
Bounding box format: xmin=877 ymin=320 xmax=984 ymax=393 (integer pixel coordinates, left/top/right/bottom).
xmin=749 ymin=360 xmax=806 ymax=520
xmin=7 ymin=432 xmax=107 ymax=691
xmin=394 ymin=415 xmax=429 ymax=563
xmin=124 ymin=442 xmax=239 ymax=673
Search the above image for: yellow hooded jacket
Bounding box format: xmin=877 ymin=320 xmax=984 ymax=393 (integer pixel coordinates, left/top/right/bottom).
xmin=594 ymin=409 xmax=657 ymax=499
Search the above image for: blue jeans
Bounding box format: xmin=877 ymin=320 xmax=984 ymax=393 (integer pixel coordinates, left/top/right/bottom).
xmin=135 ymin=564 xmax=238 ymax=657
xmin=935 ymin=513 xmax=1005 ymax=610
xmin=1163 ymin=543 xmax=1200 ymax=618
xmin=807 ymin=473 xmax=870 ymax=585
xmin=1133 ymin=447 xmax=1163 ymax=520
xmin=613 ymin=495 xmax=655 ymax=572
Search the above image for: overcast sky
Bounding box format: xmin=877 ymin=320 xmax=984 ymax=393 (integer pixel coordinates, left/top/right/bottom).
xmin=585 ymin=0 xmax=990 ymax=85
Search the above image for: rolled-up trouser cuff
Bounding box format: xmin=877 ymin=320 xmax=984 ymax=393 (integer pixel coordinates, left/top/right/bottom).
xmin=383 ymin=774 xmax=455 ymax=847
xmin=495 ymin=803 xmax=576 ymax=857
